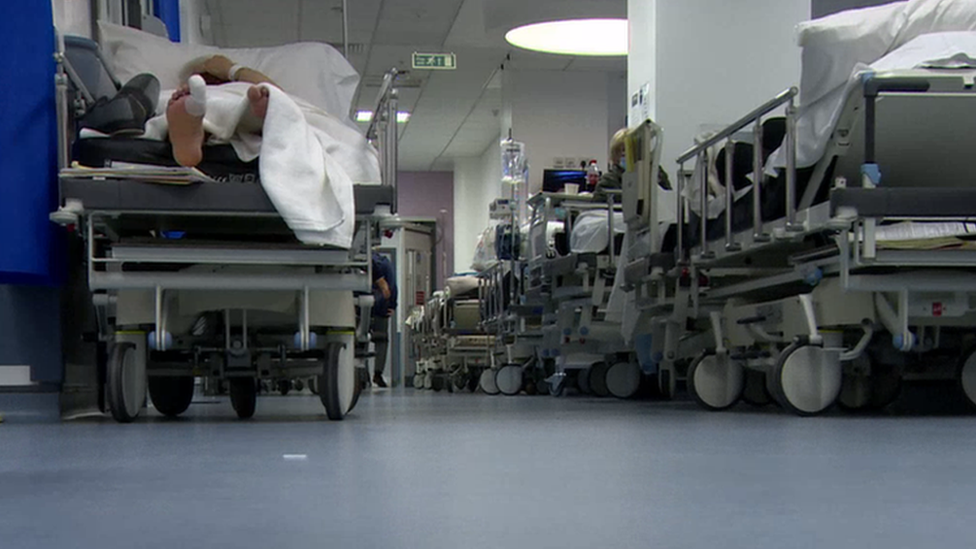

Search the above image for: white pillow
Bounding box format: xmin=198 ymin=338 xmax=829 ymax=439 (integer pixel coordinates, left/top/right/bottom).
xmin=97 ymin=21 xmax=359 ymax=118
xmin=796 ymin=2 xmax=908 ymax=105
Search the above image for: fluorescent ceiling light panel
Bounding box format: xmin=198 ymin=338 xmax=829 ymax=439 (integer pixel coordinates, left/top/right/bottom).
xmin=355 ymin=110 xmax=411 ymax=123
xmin=505 ymin=18 xmax=628 ymax=56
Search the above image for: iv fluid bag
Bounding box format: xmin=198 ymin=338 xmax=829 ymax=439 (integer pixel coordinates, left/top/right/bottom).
xmin=501 ymin=139 xmax=526 ymax=185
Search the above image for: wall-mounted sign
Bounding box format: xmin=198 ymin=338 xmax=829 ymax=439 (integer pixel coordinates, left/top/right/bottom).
xmin=412 ymin=52 xmax=457 ymax=70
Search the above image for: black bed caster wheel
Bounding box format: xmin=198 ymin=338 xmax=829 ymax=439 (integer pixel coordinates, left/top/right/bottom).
xmin=467 ymin=372 xmax=480 ymax=393
xmin=229 ymin=378 xmax=257 ymax=419
xmin=577 ymin=367 xmax=592 ymax=395
xmin=148 ymin=376 xmax=195 ymax=418
xmin=277 ymin=379 xmax=291 ymax=395
xmin=741 ymin=368 xmax=773 ymax=407
xmin=431 ymin=374 xmax=446 ymax=392
xmin=657 ymin=368 xmax=676 ymax=401
xmin=107 ymin=342 xmax=144 ymax=423
xmin=548 ymin=374 xmax=567 ymax=397
xmin=606 ymin=362 xmax=642 ymax=400
xmin=294 ymin=379 xmax=305 ymax=392
xmin=453 ymin=373 xmax=469 ymax=393
xmin=589 ymin=362 xmax=610 ymax=397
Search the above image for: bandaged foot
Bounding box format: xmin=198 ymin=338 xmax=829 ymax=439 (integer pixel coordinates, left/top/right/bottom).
xmin=167 ymin=74 xmax=207 ymax=167
xmin=247 ymin=85 xmax=270 ymax=120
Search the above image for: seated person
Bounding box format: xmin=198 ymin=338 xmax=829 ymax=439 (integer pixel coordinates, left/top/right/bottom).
xmin=595 ymin=127 xmax=671 ymax=197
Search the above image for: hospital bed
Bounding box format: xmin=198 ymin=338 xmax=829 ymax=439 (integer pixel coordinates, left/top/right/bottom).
xmin=51 ymin=33 xmax=399 ymax=422
xmin=629 ymin=28 xmax=976 ymax=415
xmin=524 ymin=192 xmax=643 ymax=398
xmin=409 ymin=278 xmax=492 ymax=392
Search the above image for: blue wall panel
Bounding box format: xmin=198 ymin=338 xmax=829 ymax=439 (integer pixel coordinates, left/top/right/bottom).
xmin=0 ymin=2 xmax=59 ymax=285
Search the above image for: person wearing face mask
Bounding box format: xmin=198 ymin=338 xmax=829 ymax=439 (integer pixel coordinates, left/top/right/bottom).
xmin=595 ymin=127 xmax=671 ymax=198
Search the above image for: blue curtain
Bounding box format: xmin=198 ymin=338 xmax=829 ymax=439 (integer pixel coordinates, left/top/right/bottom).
xmin=0 ymin=2 xmax=60 ymax=285
xmin=153 ymin=0 xmax=182 ymax=42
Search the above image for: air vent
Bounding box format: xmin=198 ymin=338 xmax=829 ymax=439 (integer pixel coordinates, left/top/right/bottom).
xmin=361 ymin=74 xmax=424 ymax=89
xmin=327 ymin=42 xmax=366 ymax=55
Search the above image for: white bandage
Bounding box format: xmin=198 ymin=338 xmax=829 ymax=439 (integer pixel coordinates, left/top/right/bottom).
xmin=228 ymin=64 xmax=246 ymax=82
xmin=184 ymin=74 xmax=207 ymax=117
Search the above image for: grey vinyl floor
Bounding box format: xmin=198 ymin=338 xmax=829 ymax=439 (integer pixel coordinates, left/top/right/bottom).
xmin=1 ymin=387 xmax=975 ymax=549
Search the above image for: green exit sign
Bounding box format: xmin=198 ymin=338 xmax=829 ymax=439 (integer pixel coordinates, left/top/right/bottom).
xmin=412 ymin=52 xmax=457 ymax=70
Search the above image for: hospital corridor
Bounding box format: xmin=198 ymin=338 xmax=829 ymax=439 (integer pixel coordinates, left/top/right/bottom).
xmin=3 ymin=0 xmax=976 ymax=547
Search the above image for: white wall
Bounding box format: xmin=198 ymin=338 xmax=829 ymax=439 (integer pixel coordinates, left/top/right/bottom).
xmin=453 ymin=137 xmax=502 ymax=273
xmin=180 ymin=0 xmax=213 ymax=45
xmin=503 ymin=69 xmax=619 ymax=195
xmin=629 ymin=0 xmax=810 ymax=172
xmin=52 ymin=0 xmax=92 ymax=38
xmin=627 ymin=0 xmax=657 ymax=123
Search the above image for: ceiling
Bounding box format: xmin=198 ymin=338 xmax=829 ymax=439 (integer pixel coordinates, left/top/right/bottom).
xmin=204 ymin=0 xmax=626 ymax=171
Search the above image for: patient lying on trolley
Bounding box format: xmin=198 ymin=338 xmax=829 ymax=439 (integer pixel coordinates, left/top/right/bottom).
xmin=167 ymin=55 xmax=276 ymax=167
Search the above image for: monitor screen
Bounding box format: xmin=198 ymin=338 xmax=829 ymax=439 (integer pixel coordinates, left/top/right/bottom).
xmin=542 ymin=169 xmax=587 ymax=193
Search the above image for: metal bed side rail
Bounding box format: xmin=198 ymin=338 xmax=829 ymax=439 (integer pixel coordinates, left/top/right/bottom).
xmin=366 ymin=68 xmax=400 ymax=214
xmin=675 ymin=87 xmax=799 ymax=262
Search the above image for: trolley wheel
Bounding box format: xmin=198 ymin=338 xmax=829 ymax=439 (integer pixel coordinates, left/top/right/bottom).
xmin=606 ymin=361 xmax=642 ymax=400
xmin=687 ymin=353 xmax=744 ymax=411
xmin=432 ymin=374 xmax=445 ymax=392
xmin=278 ymin=379 xmax=291 ymax=395
xmin=453 ymin=372 xmax=469 ymax=392
xmin=148 ymin=375 xmax=195 ymax=418
xmin=319 ymin=341 xmax=356 ymax=421
xmin=229 ymin=378 xmax=257 ymax=419
xmin=741 ymin=367 xmax=772 ymax=407
xmin=577 ymin=367 xmax=592 ymax=395
xmin=589 ymin=362 xmax=610 ymax=397
xmin=347 ymin=367 xmax=367 ymax=414
xmin=480 ymin=368 xmax=500 ymax=395
xmin=294 ymin=379 xmax=305 ymax=392
xmin=495 ymin=364 xmax=523 ymax=396
xmin=467 ymin=372 xmax=481 ymax=393
xmin=107 ymin=342 xmax=144 ymax=423
xmin=959 ymin=348 xmax=976 ymax=410
xmin=771 ymin=342 xmax=842 ymax=417
xmin=869 ymin=364 xmax=902 ymax=410
xmin=412 ymin=373 xmax=425 ymax=389
xmin=548 ymin=374 xmax=567 ymax=397
xmin=657 ymin=367 xmax=676 ymax=401
xmin=424 ymin=370 xmax=434 ymax=390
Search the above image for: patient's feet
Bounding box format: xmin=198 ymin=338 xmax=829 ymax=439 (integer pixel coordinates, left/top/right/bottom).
xmin=247 ymin=85 xmax=270 ymax=120
xmin=167 ymin=75 xmax=207 ymax=167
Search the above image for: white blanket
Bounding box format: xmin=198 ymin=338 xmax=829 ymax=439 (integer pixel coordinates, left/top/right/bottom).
xmin=144 ymin=83 xmax=380 ymax=248
xmin=570 ymin=211 xmax=626 ymax=254
xmin=782 ymin=0 xmax=976 ymax=168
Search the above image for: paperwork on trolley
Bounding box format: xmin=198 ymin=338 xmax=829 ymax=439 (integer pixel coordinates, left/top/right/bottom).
xmin=874 ymin=221 xmax=976 ymax=250
xmin=60 ymin=161 xmax=217 ymax=185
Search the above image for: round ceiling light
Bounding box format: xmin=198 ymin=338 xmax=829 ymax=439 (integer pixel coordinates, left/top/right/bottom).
xmin=505 ymin=18 xmax=628 ymax=56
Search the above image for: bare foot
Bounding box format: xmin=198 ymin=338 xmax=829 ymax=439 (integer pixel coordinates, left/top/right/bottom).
xmin=167 ymin=86 xmax=204 ymax=167
xmin=247 ymin=85 xmax=270 ymax=120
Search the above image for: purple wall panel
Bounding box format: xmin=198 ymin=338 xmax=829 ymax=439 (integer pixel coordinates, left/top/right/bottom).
xmin=396 ymin=171 xmax=454 ymax=287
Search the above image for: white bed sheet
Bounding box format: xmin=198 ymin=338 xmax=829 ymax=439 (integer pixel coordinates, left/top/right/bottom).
xmin=98 ymin=21 xmax=359 ymax=120
xmin=782 ymin=0 xmax=976 ymax=169
xmin=777 ymin=29 xmax=976 ymax=170
xmin=142 ymin=82 xmax=380 ymax=248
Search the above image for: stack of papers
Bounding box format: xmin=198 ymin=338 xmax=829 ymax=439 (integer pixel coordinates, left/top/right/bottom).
xmin=60 ymin=161 xmax=217 ymax=185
